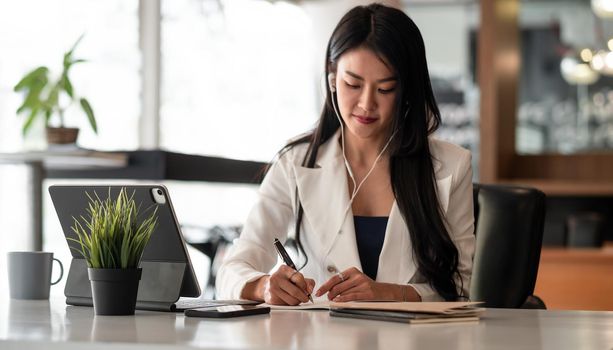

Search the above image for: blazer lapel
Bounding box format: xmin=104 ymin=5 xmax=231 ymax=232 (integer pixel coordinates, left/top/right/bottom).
xmin=294 ymin=132 xmax=362 ymax=273
xmin=376 ymin=202 xmax=413 ymax=283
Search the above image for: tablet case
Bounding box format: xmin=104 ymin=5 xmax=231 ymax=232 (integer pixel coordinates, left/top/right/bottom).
xmin=49 ymin=185 xmax=201 ymax=311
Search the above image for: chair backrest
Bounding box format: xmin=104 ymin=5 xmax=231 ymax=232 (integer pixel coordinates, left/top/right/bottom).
xmin=470 ymin=183 xmax=546 ymax=308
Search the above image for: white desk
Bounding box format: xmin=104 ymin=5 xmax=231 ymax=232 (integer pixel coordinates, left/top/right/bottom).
xmin=2 ymin=298 xmax=613 ymax=350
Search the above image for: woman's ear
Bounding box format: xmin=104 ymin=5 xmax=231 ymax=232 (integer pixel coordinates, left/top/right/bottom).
xmin=327 ymin=73 xmax=336 ymax=93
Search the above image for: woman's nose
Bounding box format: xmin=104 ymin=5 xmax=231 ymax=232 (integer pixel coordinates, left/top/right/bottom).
xmin=358 ymin=86 xmax=377 ymax=112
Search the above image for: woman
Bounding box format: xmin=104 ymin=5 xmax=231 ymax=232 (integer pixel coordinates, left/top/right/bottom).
xmin=216 ymin=3 xmax=474 ymax=305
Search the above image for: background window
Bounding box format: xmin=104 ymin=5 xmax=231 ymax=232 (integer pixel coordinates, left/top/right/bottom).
xmin=160 ymin=0 xmax=318 ymax=162
xmin=0 ymin=0 xmax=141 ymax=152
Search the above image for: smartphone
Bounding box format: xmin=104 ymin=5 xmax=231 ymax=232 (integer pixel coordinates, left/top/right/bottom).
xmin=184 ymin=305 xmax=271 ymax=318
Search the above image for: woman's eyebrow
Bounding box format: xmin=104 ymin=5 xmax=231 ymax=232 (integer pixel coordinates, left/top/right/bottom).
xmin=345 ymin=70 xmax=397 ymax=83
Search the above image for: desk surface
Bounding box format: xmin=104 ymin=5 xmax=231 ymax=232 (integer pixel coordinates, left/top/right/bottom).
xmin=2 ymin=298 xmax=613 ymax=349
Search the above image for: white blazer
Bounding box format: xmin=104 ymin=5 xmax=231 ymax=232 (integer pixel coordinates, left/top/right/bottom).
xmin=216 ymin=131 xmax=475 ymax=301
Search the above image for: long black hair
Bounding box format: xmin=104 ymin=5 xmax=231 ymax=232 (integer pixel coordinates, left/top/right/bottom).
xmin=280 ymin=4 xmax=463 ymax=301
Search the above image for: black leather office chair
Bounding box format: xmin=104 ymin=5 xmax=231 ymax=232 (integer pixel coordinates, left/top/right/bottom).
xmin=471 ymin=184 xmax=547 ymax=309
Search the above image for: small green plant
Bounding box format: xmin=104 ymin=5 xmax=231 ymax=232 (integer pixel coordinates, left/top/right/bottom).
xmin=13 ymin=34 xmax=97 ymax=136
xmin=70 ymin=188 xmax=158 ymax=269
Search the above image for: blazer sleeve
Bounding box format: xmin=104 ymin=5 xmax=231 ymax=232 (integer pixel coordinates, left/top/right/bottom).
xmin=215 ymin=152 xmax=296 ymax=299
xmin=409 ymin=150 xmax=475 ymax=301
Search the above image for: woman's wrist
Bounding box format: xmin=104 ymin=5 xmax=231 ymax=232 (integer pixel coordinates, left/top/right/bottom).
xmin=387 ymin=283 xmax=421 ymax=302
xmin=241 ymin=275 xmax=269 ymax=301
xmin=378 ymin=282 xmax=404 ymax=301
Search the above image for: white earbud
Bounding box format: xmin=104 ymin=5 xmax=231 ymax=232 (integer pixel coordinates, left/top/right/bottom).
xmin=327 ymin=73 xmax=336 ymax=93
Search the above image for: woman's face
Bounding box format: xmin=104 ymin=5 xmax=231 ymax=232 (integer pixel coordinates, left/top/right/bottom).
xmin=333 ymin=46 xmax=398 ymax=144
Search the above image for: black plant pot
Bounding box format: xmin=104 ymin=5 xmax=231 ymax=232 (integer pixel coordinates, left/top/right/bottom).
xmin=88 ymin=268 xmax=142 ymax=316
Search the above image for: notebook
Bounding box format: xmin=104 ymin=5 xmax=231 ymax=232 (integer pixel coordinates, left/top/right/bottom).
xmin=329 ymin=308 xmax=481 ymax=324
xmin=329 ymin=301 xmax=484 ymax=324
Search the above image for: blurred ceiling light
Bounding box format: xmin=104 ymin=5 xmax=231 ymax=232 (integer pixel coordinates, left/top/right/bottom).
xmin=592 ymin=0 xmax=613 ymax=18
xmin=580 ymin=48 xmax=593 ymax=62
xmin=608 ymin=38 xmax=613 ymax=51
xmin=590 ymin=50 xmax=613 ymax=76
xmin=561 ymin=55 xmax=600 ymax=85
xmin=592 ymin=51 xmax=605 ymax=70
xmin=606 ymin=51 xmax=613 ymax=67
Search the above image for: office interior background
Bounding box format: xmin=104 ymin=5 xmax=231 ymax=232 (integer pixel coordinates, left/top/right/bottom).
xmin=1 ymin=0 xmax=612 ymax=308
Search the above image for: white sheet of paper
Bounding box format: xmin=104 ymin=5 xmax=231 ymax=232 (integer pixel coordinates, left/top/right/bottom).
xmin=263 ymin=300 xmax=332 ymax=310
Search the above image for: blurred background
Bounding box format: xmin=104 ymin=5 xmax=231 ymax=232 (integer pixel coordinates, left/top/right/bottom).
xmin=1 ymin=0 xmax=613 ymax=309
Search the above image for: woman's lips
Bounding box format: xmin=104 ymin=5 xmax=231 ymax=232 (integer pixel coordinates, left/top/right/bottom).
xmin=352 ymin=114 xmax=377 ymax=124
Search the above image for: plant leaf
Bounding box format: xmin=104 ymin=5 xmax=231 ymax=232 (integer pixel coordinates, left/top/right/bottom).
xmin=63 ymin=34 xmax=85 ymax=69
xmin=80 ymin=98 xmax=97 ymax=134
xmin=14 ymin=67 xmax=49 ymax=92
xmin=61 ymin=74 xmax=74 ymax=98
xmin=22 ymin=106 xmax=39 ymax=135
xmin=15 ymin=68 xmax=48 ymax=116
xmin=69 ymin=33 xmax=84 ymax=54
xmin=45 ymin=84 xmax=60 ymax=111
xmin=70 ymin=187 xmax=157 ymax=269
xmin=16 ymin=83 xmax=45 ymax=115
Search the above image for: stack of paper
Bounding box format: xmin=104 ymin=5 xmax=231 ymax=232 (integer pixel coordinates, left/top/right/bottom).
xmin=328 ymin=301 xmax=484 ymax=324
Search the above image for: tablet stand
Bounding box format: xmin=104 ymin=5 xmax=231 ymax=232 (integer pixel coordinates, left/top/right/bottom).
xmin=65 ymin=258 xmax=188 ymax=312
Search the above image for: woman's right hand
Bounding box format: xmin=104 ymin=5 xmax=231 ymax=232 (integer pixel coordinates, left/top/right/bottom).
xmin=243 ymin=265 xmax=315 ymax=305
xmin=265 ymin=265 xmax=315 ymax=305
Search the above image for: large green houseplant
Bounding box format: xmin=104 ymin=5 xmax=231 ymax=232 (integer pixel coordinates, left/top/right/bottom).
xmin=14 ymin=35 xmax=97 ymax=145
xmin=70 ymin=188 xmax=158 ymax=315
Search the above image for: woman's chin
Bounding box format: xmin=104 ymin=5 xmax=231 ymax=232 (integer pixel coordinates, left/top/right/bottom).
xmin=346 ymin=124 xmax=385 ymax=140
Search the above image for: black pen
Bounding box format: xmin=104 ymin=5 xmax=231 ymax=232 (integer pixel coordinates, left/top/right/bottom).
xmin=273 ymin=238 xmax=314 ymax=303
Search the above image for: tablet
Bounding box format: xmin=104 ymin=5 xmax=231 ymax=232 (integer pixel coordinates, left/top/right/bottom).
xmin=49 ymin=184 xmax=236 ymax=312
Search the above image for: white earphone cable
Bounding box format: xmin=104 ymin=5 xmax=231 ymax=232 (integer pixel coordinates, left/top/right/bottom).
xmin=329 ymin=85 xmax=397 ymax=203
xmin=324 ymin=86 xmax=401 ymax=261
xmin=322 ymin=73 xmax=410 ymax=260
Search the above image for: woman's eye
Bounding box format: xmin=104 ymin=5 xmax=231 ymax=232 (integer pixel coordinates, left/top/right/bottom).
xmin=344 ymin=81 xmax=360 ymax=89
xmin=378 ymin=87 xmax=396 ymax=94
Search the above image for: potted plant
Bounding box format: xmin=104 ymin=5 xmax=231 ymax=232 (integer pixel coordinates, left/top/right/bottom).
xmin=13 ymin=35 xmax=97 ymax=145
xmin=70 ymin=188 xmax=158 ymax=315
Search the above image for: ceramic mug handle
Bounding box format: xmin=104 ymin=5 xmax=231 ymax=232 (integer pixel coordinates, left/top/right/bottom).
xmin=51 ymin=258 xmax=64 ymax=285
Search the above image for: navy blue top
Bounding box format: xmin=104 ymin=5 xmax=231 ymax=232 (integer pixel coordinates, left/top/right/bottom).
xmin=353 ymin=216 xmax=389 ymax=280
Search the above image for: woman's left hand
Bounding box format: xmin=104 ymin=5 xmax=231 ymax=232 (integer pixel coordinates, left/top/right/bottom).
xmin=314 ymin=267 xmax=394 ymax=302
